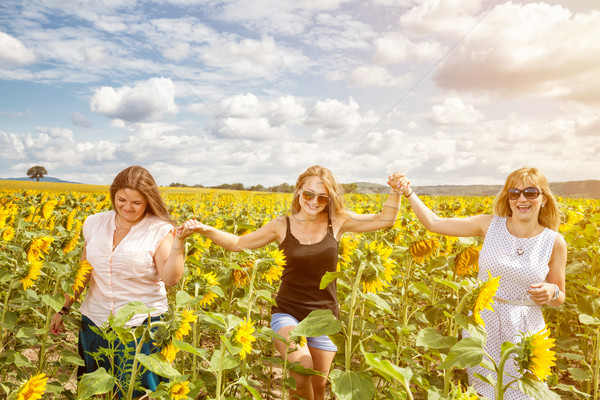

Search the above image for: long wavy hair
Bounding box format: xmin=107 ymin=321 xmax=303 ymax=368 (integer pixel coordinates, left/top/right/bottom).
xmin=109 ymin=165 xmax=173 ymax=224
xmin=290 ymin=165 xmax=346 ymax=217
xmin=493 ymin=167 xmax=560 ymax=231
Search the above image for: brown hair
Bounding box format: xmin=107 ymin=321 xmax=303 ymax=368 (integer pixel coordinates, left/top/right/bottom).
xmin=109 ymin=165 xmax=173 ymax=224
xmin=493 ymin=167 xmax=560 ymax=231
xmin=290 ymin=165 xmax=346 ymax=217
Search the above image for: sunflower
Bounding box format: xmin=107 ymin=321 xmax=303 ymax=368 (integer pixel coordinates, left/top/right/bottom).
xmin=233 ymin=261 xmax=252 ymax=287
xmin=72 ymin=260 xmax=93 ymax=294
xmin=518 ymin=325 xmax=557 ymax=382
xmin=21 ymin=260 xmax=44 ymax=290
xmin=16 ymin=372 xmax=47 ymax=400
xmin=234 ymin=318 xmax=257 ymax=360
xmin=169 ymin=380 xmax=191 ymax=400
xmin=408 ymin=238 xmax=440 ymax=263
xmin=173 ymin=309 xmax=197 ymax=340
xmin=66 ymin=208 xmax=78 ymax=231
xmin=268 ymin=248 xmax=286 ymax=267
xmin=454 ymin=247 xmax=480 ymax=276
xmin=263 ymin=265 xmax=284 ymax=285
xmin=27 ymin=237 xmax=54 ymax=263
xmin=161 ymin=342 xmax=179 ymax=363
xmin=2 ymin=226 xmax=15 ymax=242
xmin=42 ymin=199 xmax=58 ymax=220
xmin=472 ymin=270 xmax=500 ymax=327
xmin=202 ymin=289 xmax=220 ymax=305
xmin=339 ymin=235 xmax=360 ymax=263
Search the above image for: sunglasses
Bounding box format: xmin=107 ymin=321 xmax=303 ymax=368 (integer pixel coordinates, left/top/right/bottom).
xmin=507 ymin=187 xmax=542 ymax=200
xmin=300 ymin=190 xmax=330 ymax=205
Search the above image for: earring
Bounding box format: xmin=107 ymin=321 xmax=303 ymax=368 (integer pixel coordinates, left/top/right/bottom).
xmin=541 ymin=204 xmax=545 ymax=208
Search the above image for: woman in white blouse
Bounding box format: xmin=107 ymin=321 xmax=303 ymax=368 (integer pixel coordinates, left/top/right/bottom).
xmin=50 ymin=165 xmax=194 ymax=398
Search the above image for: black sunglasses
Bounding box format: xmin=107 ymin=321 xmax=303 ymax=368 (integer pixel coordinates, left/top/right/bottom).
xmin=300 ymin=190 xmax=330 ymax=205
xmin=507 ymin=187 xmax=541 ymax=200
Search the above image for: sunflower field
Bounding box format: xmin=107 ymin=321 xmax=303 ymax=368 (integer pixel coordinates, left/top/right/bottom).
xmin=1 ymin=181 xmax=599 ymax=400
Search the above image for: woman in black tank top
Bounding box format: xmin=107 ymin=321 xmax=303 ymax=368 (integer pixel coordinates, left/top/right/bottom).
xmin=181 ymin=165 xmax=409 ymax=400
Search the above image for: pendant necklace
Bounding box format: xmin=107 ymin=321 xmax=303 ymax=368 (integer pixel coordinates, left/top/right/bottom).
xmin=509 ymin=217 xmax=537 ymax=256
xmin=115 ymin=215 xmax=142 ymax=234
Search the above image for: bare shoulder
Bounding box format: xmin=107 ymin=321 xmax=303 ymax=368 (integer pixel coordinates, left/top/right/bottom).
xmin=269 ymin=215 xmax=288 ymax=243
xmin=552 ymin=233 xmax=567 ymax=252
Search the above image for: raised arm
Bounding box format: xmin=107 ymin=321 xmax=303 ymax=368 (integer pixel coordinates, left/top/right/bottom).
xmin=181 ymin=217 xmax=282 ymax=252
xmin=389 ymin=173 xmax=492 ymax=238
xmin=338 ymin=190 xmax=402 ymax=235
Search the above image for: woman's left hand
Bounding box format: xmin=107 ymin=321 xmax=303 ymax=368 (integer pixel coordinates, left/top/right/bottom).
xmin=175 ymin=219 xmax=199 ymax=240
xmin=527 ymin=283 xmax=553 ymax=305
xmin=387 ymin=172 xmax=411 ymax=196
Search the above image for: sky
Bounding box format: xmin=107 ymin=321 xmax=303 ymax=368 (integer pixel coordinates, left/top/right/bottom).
xmin=0 ymin=0 xmax=599 ymax=187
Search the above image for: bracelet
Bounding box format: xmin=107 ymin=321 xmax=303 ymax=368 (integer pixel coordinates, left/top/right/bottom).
xmin=58 ymin=306 xmax=70 ymax=315
xmin=405 ymin=190 xmax=414 ymax=198
xmin=172 ymin=246 xmax=184 ymax=251
xmin=551 ymin=284 xmax=561 ymax=301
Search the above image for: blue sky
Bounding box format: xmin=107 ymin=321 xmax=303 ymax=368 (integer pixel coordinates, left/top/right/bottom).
xmin=1 ymin=0 xmax=599 ymax=187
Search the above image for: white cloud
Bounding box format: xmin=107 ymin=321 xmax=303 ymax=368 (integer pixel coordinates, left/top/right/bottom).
xmin=0 ymin=32 xmax=36 ymax=67
xmin=200 ymin=35 xmax=310 ymax=77
xmin=399 ymin=0 xmax=483 ymax=37
xmin=374 ymin=33 xmax=446 ymax=64
xmin=305 ymin=97 xmax=362 ymax=132
xmin=432 ymin=3 xmax=600 ymax=104
xmin=349 ymin=65 xmax=411 ymax=89
xmin=90 ymin=77 xmax=178 ymax=122
xmin=429 ymin=97 xmax=484 ymax=125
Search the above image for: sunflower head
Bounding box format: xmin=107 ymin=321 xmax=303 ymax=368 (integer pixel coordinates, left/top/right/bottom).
xmin=471 ymin=270 xmax=500 ymax=327
xmin=233 ymin=261 xmax=252 ymax=287
xmin=408 ymin=238 xmax=440 ymax=263
xmin=234 ymin=318 xmax=257 ymax=360
xmin=169 ymin=380 xmax=191 ymax=400
xmin=16 ymin=372 xmax=48 ymax=400
xmin=517 ymin=325 xmax=557 ymax=382
xmin=454 ymin=247 xmax=480 ymax=277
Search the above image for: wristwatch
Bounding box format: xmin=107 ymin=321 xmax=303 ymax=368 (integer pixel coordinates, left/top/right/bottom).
xmin=551 ymin=284 xmax=560 ymax=301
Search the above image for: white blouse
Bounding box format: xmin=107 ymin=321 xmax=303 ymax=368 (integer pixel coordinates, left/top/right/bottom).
xmin=79 ymin=210 xmax=173 ymax=327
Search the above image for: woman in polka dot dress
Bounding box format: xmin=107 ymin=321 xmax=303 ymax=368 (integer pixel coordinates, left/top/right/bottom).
xmin=388 ymin=167 xmax=567 ymax=399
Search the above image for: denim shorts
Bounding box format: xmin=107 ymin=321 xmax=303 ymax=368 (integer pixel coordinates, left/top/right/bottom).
xmin=270 ymin=313 xmax=337 ymax=352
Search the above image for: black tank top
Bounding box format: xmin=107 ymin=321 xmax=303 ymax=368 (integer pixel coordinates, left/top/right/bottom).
xmin=272 ymin=214 xmax=340 ymax=321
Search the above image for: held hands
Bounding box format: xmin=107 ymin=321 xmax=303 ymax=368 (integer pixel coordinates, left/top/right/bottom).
xmin=176 ymin=219 xmax=211 ymax=237
xmin=387 ymin=172 xmax=412 ymax=197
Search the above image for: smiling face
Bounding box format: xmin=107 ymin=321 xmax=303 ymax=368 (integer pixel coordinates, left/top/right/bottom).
xmin=297 ymin=175 xmax=329 ymax=217
xmin=114 ymin=188 xmax=148 ymax=225
xmin=508 ymin=180 xmax=546 ymax=222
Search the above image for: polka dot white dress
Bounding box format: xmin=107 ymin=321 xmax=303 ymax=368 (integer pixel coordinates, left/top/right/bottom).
xmin=467 ymin=216 xmax=557 ymax=400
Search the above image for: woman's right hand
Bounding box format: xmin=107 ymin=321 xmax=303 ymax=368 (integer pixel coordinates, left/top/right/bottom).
xmin=177 ymin=218 xmax=210 ymax=235
xmin=387 ymin=172 xmax=411 ymax=196
xmin=49 ymin=312 xmax=65 ymax=335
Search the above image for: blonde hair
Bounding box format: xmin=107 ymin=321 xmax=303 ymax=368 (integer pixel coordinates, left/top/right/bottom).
xmin=493 ymin=167 xmax=560 ymax=231
xmin=109 ymin=165 xmax=173 ymax=224
xmin=290 ymin=165 xmax=346 ymax=217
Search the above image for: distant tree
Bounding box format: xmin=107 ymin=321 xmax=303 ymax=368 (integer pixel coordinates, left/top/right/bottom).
xmin=341 ymin=183 xmax=358 ymax=193
xmin=269 ymin=183 xmax=294 ymax=193
xmin=248 ymin=184 xmax=265 ymax=192
xmin=27 ymin=166 xmax=48 ymax=182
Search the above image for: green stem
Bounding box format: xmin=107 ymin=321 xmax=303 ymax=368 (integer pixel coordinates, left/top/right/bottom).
xmin=245 ymin=258 xmax=262 ymax=322
xmin=496 ymin=347 xmax=520 ymax=400
xmin=38 ymin=271 xmax=69 ymax=372
xmin=0 ymin=279 xmax=15 ymax=342
xmin=345 ymin=262 xmax=366 ymax=371
xmin=594 ymin=328 xmax=600 ymax=400
xmin=126 ymin=327 xmax=148 ymax=400
xmin=215 ymin=343 xmax=226 ymax=400
xmin=193 ymin=284 xmax=200 ymax=382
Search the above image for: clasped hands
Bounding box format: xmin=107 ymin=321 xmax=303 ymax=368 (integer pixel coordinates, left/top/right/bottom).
xmin=387 ymin=172 xmax=412 ymax=197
